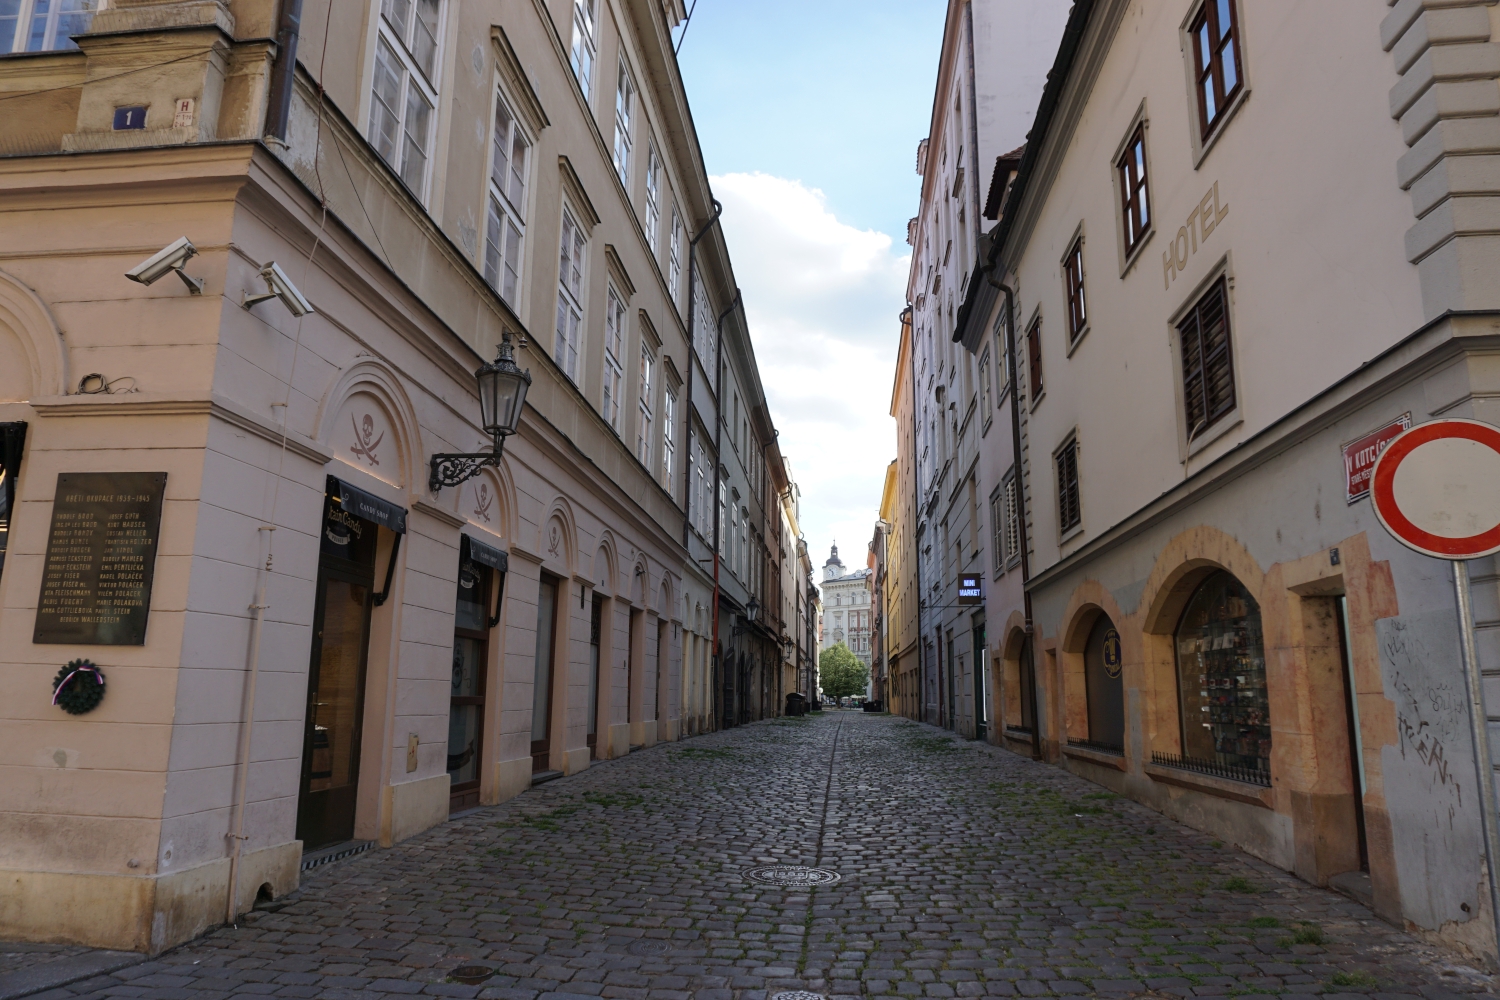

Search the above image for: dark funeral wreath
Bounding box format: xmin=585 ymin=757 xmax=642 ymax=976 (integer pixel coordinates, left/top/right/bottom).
xmin=51 ymin=660 xmax=106 ymax=715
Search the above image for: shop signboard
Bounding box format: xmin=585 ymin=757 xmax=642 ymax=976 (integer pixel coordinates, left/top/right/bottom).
xmin=34 ymin=472 xmax=167 ymax=645
xmin=957 ymin=574 xmax=982 ymax=606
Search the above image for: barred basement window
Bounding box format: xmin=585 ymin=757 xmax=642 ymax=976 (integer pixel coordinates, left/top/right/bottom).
xmin=1178 ymin=276 xmax=1235 ymax=438
xmin=1056 ymin=438 xmax=1080 ymax=534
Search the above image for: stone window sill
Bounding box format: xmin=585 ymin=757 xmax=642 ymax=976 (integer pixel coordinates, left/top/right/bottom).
xmin=1062 ymin=742 xmax=1127 ymax=772
xmin=1144 ymin=761 xmax=1273 ymax=809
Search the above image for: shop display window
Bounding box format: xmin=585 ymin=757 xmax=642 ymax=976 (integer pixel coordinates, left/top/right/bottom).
xmin=1174 ymin=570 xmax=1269 ymax=775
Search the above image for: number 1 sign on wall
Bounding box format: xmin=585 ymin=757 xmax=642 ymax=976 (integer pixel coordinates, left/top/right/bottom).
xmin=1370 ymin=418 xmax=1500 ymax=959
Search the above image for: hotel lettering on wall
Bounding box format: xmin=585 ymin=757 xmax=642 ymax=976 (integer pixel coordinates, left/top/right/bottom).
xmin=33 ymin=472 xmax=167 ymax=645
xmin=1163 ymin=181 xmax=1228 ymax=289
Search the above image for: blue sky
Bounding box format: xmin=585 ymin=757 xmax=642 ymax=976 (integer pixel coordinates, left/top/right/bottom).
xmin=677 ymin=0 xmax=947 ymax=240
xmin=675 ymin=0 xmax=947 ymax=570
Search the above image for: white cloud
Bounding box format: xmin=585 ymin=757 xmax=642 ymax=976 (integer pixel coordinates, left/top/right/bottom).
xmin=712 ymin=172 xmax=908 ymax=571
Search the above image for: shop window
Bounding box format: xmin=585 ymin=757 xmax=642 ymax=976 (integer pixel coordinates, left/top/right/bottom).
xmin=0 ymin=422 xmax=26 ymax=583
xmin=1078 ymin=614 xmax=1124 ymax=752
xmin=1166 ymin=569 xmax=1270 ymax=784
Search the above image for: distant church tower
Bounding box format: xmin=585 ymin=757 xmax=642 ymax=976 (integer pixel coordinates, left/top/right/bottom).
xmin=822 ymin=543 xmax=844 ymax=582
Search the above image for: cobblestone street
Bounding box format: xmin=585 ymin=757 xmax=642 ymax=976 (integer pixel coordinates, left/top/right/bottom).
xmin=17 ymin=713 xmax=1500 ymax=1000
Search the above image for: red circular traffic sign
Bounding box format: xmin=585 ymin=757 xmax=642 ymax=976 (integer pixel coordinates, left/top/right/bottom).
xmin=1370 ymin=418 xmax=1500 ymax=559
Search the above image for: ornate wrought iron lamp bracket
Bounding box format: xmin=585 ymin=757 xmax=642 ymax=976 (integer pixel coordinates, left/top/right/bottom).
xmin=428 ymin=435 xmax=506 ymax=494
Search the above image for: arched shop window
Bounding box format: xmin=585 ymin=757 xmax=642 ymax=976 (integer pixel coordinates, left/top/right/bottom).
xmin=1083 ymin=614 xmax=1124 ymax=751
xmin=1174 ymin=570 xmax=1270 ymax=777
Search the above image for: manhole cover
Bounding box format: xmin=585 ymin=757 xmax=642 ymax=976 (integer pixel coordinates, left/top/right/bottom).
xmin=772 ymin=992 xmax=827 ymax=1000
xmin=628 ymin=939 xmax=674 ymax=956
xmin=744 ymin=865 xmax=841 ymax=887
xmin=450 ymin=965 xmax=496 ymax=985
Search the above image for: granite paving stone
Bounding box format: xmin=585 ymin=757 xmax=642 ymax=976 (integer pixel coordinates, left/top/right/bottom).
xmin=8 ymin=714 xmax=1500 ymax=999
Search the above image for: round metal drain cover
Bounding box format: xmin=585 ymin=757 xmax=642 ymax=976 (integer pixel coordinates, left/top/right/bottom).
xmin=450 ymin=965 xmax=496 ymax=985
xmin=744 ymin=864 xmax=841 ymax=887
xmin=772 ymin=992 xmax=826 ymax=1000
xmin=628 ymin=938 xmax=674 ymax=957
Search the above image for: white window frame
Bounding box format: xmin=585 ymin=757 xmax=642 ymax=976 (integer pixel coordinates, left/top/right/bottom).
xmin=555 ymin=205 xmax=587 ymax=383
xmin=569 ymin=0 xmax=598 ymax=104
xmin=644 ymin=144 xmax=662 ymax=255
xmin=483 ymin=90 xmax=530 ymax=308
xmin=613 ymin=58 xmax=635 ymax=188
xmin=370 ymin=0 xmax=443 ymax=201
xmin=662 ymin=385 xmax=677 ymax=493
xmin=602 ymin=285 xmax=626 ymax=432
xmin=1 ymin=0 xmax=97 ymax=54
xmin=1003 ymin=468 xmax=1020 ymax=569
xmin=668 ymin=207 xmax=683 ymax=304
xmin=636 ymin=345 xmax=656 ymax=470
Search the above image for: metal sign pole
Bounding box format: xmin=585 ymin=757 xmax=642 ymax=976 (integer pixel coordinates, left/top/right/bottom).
xmin=1452 ymin=558 xmax=1500 ymax=963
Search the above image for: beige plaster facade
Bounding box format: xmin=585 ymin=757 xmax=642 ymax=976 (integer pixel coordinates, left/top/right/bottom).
xmin=0 ymin=0 xmax=783 ymax=954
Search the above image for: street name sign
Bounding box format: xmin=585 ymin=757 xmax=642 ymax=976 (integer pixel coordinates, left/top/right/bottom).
xmin=1343 ymin=412 xmax=1409 ymax=505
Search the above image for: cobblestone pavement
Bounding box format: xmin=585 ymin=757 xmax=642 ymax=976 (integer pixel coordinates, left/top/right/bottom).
xmin=21 ymin=712 xmax=1500 ymax=1000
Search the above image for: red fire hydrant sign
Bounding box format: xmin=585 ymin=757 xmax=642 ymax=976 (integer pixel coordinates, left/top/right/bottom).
xmin=1344 ymin=413 xmax=1409 ymax=504
xmin=1371 ymin=418 xmax=1500 ymax=559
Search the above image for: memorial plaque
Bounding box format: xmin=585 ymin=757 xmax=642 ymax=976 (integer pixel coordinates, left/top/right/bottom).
xmin=34 ymin=472 xmax=167 ymax=645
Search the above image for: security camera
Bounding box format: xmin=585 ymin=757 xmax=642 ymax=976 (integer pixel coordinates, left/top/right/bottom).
xmin=124 ymin=237 xmax=202 ymax=294
xmin=242 ymin=261 xmax=314 ymax=317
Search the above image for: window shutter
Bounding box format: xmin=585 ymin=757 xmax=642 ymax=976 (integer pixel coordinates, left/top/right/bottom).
xmin=1057 ymin=440 xmax=1080 ymax=532
xmin=1178 ymin=277 xmax=1235 ymax=436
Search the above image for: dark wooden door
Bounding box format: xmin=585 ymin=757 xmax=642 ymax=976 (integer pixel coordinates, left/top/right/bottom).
xmin=531 ymin=576 xmax=558 ymax=771
xmin=448 ymin=547 xmax=490 ymax=814
xmin=297 ymin=567 xmax=373 ymax=851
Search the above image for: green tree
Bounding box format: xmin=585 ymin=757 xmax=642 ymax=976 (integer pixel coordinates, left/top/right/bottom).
xmin=819 ymin=642 xmax=870 ymax=700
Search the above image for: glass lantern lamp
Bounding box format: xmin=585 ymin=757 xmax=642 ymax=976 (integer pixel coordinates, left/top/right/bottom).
xmin=429 ymin=332 xmax=532 ymax=493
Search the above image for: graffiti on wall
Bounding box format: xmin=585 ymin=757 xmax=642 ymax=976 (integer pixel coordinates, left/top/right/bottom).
xmin=1384 ymin=618 xmax=1467 ymax=829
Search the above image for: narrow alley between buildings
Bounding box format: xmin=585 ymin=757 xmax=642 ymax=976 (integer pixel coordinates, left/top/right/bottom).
xmin=8 ymin=713 xmax=1495 ymax=1000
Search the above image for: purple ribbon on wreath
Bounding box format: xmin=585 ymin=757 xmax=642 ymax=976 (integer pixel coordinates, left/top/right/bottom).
xmin=52 ymin=662 xmax=102 ymax=705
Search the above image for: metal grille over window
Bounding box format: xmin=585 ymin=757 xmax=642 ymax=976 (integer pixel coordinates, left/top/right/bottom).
xmin=371 ymin=0 xmax=440 ymax=198
xmin=1191 ymin=0 xmax=1243 ymax=139
xmin=1056 ymin=439 xmax=1080 ymax=533
xmin=555 ymin=209 xmax=586 ymax=382
xmin=484 ymin=96 xmax=528 ymax=306
xmin=1118 ymin=125 xmax=1150 ymax=254
xmin=1179 ymin=276 xmax=1235 ymax=436
xmin=1170 ymin=569 xmax=1270 ymax=783
xmin=1 ymin=0 xmax=97 ymax=54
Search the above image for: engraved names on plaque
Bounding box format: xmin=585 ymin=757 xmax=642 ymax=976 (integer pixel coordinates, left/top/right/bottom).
xmin=34 ymin=472 xmax=167 ymax=645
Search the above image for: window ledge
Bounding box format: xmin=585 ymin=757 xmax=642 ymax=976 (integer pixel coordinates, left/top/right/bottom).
xmin=1065 ymin=326 xmax=1090 ymax=358
xmin=1062 ymin=742 xmax=1127 ymax=771
xmin=1144 ymin=760 xmax=1273 ymax=808
xmin=1185 ymin=413 xmax=1242 ymax=461
xmin=1059 ymin=523 xmax=1084 ymax=546
xmin=1193 ymin=88 xmax=1251 ymax=169
xmin=1003 ymin=727 xmax=1034 ymax=748
xmin=1119 ymin=227 xmax=1155 ymax=280
xmin=1029 ymin=389 xmax=1046 ymax=412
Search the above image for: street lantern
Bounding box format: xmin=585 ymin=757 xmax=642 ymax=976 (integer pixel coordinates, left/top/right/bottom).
xmin=745 ymin=596 xmax=759 ymax=623
xmin=429 ymin=332 xmax=532 ymax=493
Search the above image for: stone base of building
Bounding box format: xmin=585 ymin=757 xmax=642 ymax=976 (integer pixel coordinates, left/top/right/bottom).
xmin=379 ymin=775 xmax=450 ymax=848
xmin=491 ymin=756 xmax=534 ymax=805
xmin=561 ymin=746 xmax=590 ymax=775
xmin=0 ymin=840 xmax=300 ymax=953
xmin=608 ymin=723 xmax=631 ymax=759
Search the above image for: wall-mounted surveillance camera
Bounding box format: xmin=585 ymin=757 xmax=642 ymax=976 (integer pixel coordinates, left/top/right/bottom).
xmin=242 ymin=261 xmax=314 ymax=317
xmin=124 ymin=237 xmax=203 ymax=294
